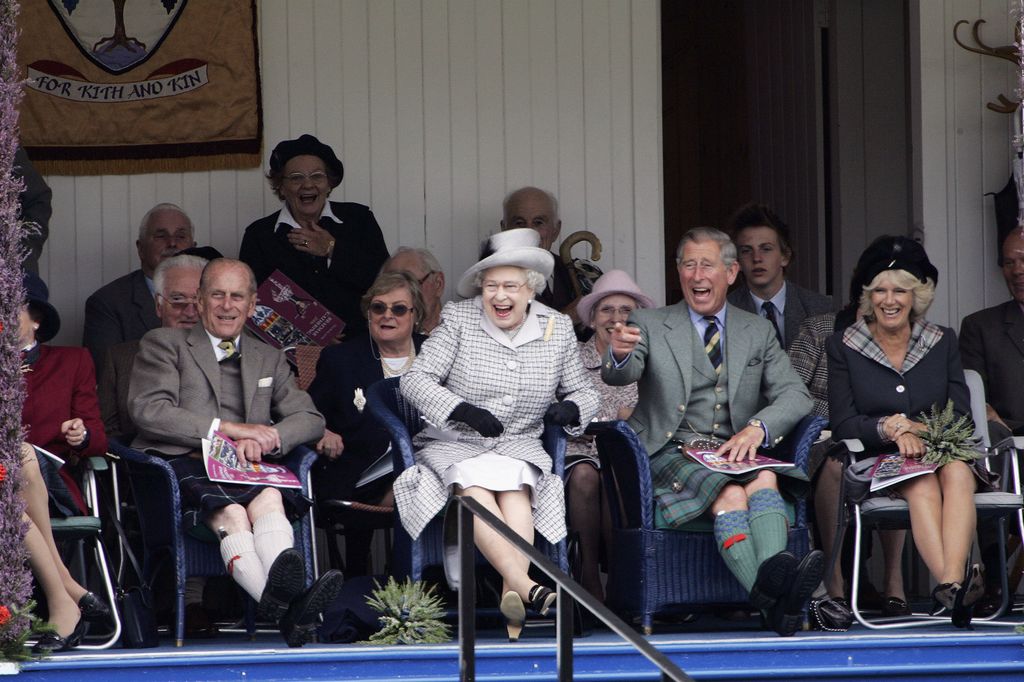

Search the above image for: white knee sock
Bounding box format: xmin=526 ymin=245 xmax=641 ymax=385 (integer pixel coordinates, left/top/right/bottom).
xmin=252 ymin=512 xmax=295 ymax=571
xmin=220 ymin=531 xmax=265 ymax=601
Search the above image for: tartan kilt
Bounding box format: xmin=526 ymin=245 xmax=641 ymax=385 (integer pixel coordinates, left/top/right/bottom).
xmin=170 ymin=457 xmax=312 ymax=531
xmin=649 ymin=446 xmax=810 ymax=528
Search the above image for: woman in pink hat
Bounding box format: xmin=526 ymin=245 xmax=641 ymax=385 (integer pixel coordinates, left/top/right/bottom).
xmin=568 ymin=269 xmax=656 ymax=600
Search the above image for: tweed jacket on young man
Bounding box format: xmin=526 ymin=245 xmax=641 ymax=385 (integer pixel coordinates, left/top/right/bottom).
xmin=395 ymin=297 xmax=599 ymax=543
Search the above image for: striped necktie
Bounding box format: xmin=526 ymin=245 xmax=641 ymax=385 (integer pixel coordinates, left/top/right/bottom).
xmin=762 ymin=301 xmax=783 ymax=347
xmin=703 ymin=316 xmax=722 ymax=375
xmin=218 ymin=339 xmax=239 ymax=362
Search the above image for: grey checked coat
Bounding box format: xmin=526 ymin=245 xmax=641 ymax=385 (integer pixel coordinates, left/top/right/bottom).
xmin=394 ymin=297 xmax=599 ymax=543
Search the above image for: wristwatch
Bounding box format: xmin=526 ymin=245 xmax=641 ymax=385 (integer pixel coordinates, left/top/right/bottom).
xmin=747 ymin=418 xmax=764 ymax=430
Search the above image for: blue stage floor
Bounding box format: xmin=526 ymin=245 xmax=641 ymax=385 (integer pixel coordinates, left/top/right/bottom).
xmin=16 ymin=618 xmax=1024 ymax=682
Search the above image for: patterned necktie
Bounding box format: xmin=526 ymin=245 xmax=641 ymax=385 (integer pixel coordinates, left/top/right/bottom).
xmin=703 ymin=316 xmax=722 ymax=375
xmin=218 ymin=339 xmax=239 ymax=362
xmin=762 ymin=301 xmax=783 ymax=347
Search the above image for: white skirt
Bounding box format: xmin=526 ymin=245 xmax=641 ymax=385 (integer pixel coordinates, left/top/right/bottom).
xmin=443 ymin=451 xmax=541 ymax=508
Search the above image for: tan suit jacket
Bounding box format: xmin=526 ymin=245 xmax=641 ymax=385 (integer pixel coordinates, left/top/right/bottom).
xmin=128 ymin=323 xmax=324 ymax=456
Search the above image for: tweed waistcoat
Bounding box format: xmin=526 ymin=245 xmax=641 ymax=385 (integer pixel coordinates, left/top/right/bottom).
xmin=218 ymin=359 xmax=245 ymax=424
xmin=673 ymin=324 xmax=732 ymax=443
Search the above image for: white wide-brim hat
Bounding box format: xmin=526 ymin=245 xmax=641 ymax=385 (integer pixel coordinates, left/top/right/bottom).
xmin=456 ymin=228 xmax=555 ymax=298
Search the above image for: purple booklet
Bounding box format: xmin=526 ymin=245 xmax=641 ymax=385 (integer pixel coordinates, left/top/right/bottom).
xmin=868 ymin=453 xmax=938 ymax=492
xmin=683 ymin=447 xmax=795 ymax=474
xmin=202 ymin=432 xmax=302 ymax=489
xmin=247 ymin=270 xmax=345 ymax=361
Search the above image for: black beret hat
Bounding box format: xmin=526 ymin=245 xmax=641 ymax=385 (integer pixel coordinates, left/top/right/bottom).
xmin=176 ymin=245 xmax=223 ymax=261
xmin=269 ymin=134 xmax=344 ymax=188
xmin=849 ymin=235 xmax=938 ymax=304
xmin=23 ymin=271 xmax=60 ymax=343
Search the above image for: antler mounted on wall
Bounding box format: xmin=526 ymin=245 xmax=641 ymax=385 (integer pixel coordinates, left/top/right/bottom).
xmin=953 ymin=19 xmax=1020 ymax=113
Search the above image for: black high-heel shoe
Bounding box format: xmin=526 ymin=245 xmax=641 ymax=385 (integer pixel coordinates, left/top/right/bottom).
xmin=499 ymin=591 xmax=526 ymax=642
xmin=952 ymin=564 xmax=985 ymax=629
xmin=930 ymin=582 xmax=958 ymax=616
xmin=527 ymin=584 xmax=556 ymax=617
xmin=32 ymin=616 xmax=87 ymax=654
xmin=78 ymin=591 xmax=111 ymax=623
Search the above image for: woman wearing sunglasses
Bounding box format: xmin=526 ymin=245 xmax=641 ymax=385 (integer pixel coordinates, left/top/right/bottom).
xmin=395 ymin=228 xmax=598 ymax=641
xmin=240 ymin=134 xmax=389 ymax=336
xmin=307 ymin=271 xmax=426 ymax=574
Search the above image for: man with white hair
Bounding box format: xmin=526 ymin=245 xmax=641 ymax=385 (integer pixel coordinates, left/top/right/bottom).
xmin=83 ymin=202 xmax=196 ymax=370
xmin=501 ymin=187 xmax=576 ymax=312
xmin=381 ymin=246 xmax=446 ymax=334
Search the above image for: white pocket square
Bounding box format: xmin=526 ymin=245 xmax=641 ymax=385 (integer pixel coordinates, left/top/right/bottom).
xmin=258 ymin=377 xmax=274 ymax=388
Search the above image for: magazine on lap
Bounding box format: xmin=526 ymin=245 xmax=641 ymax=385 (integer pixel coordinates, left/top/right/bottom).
xmin=868 ymin=453 xmax=938 ymax=492
xmin=202 ymin=432 xmax=302 ymax=489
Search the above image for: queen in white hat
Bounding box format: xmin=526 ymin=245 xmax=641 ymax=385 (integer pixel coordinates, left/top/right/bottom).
xmin=394 ymin=228 xmax=599 ymax=642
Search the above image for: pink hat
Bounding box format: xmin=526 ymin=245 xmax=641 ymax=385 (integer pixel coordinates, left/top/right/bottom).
xmin=576 ymin=269 xmax=656 ymax=323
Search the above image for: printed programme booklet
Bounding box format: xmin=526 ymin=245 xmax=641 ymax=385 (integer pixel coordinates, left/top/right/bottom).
xmin=868 ymin=453 xmax=938 ymax=492
xmin=682 ymin=446 xmax=795 ymax=474
xmin=247 ymin=269 xmax=345 ymax=364
xmin=202 ymin=431 xmax=302 ymax=489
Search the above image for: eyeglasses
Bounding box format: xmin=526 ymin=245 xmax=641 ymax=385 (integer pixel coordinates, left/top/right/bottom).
xmin=597 ymin=305 xmax=635 ymax=318
xmin=368 ymin=302 xmax=414 ymax=317
xmin=482 ymin=281 xmax=526 ymax=294
xmin=417 ymin=271 xmax=436 ymax=285
xmin=160 ymin=294 xmax=198 ymax=310
xmin=283 ymin=171 xmax=329 ymax=186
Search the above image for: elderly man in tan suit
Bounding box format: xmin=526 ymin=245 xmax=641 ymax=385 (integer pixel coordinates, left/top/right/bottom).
xmin=129 ymin=258 xmax=341 ymax=647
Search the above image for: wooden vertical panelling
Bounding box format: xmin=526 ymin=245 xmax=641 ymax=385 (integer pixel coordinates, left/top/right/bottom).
xmin=32 ymin=0 xmax=664 ymax=345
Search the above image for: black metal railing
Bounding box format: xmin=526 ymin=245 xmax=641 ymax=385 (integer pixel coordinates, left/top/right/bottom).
xmin=447 ymin=497 xmax=692 ymax=682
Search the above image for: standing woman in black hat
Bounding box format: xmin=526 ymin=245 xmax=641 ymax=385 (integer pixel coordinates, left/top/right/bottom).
xmin=827 ymin=236 xmax=991 ymax=628
xmin=19 ymin=272 xmax=111 ymax=651
xmin=239 ymin=134 xmax=389 ymax=335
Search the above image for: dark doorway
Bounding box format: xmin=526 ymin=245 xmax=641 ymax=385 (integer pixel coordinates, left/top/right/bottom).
xmin=661 ymin=0 xmax=828 ymax=303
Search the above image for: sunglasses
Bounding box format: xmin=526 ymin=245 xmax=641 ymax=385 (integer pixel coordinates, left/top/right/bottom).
xmin=368 ymin=302 xmax=413 ymax=317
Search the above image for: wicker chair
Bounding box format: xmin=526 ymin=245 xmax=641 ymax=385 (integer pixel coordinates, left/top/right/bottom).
xmin=109 ymin=440 xmax=318 ymax=646
xmin=364 ymin=376 xmax=569 ymax=584
xmin=590 ymin=415 xmax=826 ymax=633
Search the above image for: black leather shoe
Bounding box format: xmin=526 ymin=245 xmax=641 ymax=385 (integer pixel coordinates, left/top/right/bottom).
xmin=749 ymin=551 xmax=798 ymax=611
xmin=32 ymin=617 xmax=87 ymax=654
xmin=184 ymin=603 xmax=220 ymax=639
xmin=279 ymin=570 xmax=344 ymax=648
xmin=78 ymin=591 xmax=111 ymax=623
xmin=257 ymin=548 xmax=305 ymax=623
xmin=769 ymin=550 xmax=825 ymax=637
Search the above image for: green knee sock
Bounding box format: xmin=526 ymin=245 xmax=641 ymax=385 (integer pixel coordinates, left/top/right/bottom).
xmin=714 ymin=510 xmax=758 ymax=593
xmin=748 ymin=488 xmax=789 ymax=563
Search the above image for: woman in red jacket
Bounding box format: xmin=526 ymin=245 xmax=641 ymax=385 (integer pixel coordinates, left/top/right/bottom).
xmin=20 ymin=273 xmax=110 ymax=652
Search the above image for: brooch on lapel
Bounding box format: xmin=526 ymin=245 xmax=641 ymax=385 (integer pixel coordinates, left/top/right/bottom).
xmin=353 ymin=387 xmax=366 ymax=413
xmin=543 ymin=316 xmax=555 ymax=341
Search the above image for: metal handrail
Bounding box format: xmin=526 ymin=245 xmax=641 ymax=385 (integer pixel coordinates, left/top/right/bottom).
xmin=447 ymin=496 xmax=692 ymax=682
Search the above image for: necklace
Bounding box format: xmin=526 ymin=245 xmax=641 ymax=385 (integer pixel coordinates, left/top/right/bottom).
xmin=381 ymin=348 xmax=416 ymax=377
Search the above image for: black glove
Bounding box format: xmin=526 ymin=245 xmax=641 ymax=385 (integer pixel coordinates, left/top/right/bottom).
xmin=544 ymin=400 xmax=580 ymax=427
xmin=449 ymin=402 xmax=504 ymax=437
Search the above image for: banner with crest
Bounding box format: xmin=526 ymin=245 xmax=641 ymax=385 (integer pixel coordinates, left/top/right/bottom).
xmin=17 ymin=0 xmax=261 ymax=175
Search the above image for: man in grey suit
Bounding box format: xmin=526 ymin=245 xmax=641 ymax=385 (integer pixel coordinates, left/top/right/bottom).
xmin=83 ymin=202 xmax=196 ymax=372
xmin=129 ymin=258 xmax=341 ymax=647
xmin=603 ymin=227 xmax=820 ymax=636
xmin=726 ymin=204 xmax=832 ymax=349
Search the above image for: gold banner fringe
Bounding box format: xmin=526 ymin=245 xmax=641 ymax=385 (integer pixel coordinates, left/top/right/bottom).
xmin=34 ymin=153 xmax=262 ymax=177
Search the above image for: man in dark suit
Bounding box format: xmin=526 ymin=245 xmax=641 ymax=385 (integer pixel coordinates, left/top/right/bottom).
xmin=603 ymin=227 xmax=820 ymax=636
xmin=82 ymin=202 xmax=196 ymax=372
xmin=960 ymin=229 xmax=1024 ymax=439
xmin=14 ymin=146 xmax=51 ymax=274
xmin=958 ymin=229 xmax=1024 ymax=614
xmin=129 ymin=258 xmax=341 ymax=646
xmin=500 ymin=186 xmax=576 ymax=312
xmin=726 ymin=203 xmax=832 ymax=349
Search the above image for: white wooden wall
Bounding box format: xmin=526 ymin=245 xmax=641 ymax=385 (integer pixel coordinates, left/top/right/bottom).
xmin=912 ymin=0 xmax=1018 ymax=327
xmin=32 ymin=0 xmax=664 ymax=346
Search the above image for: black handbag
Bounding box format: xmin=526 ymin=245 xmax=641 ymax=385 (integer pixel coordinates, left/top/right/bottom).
xmin=102 ymin=490 xmax=159 ymax=648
